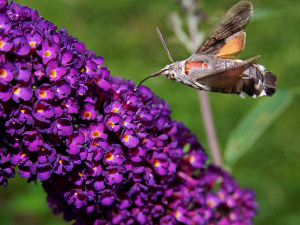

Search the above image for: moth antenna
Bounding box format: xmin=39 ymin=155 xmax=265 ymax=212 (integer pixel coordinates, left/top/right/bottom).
xmin=156 ymin=26 xmax=174 ymax=62
xmin=121 ymin=68 xmax=169 ymax=109
xmin=122 ymin=26 xmax=172 ymax=109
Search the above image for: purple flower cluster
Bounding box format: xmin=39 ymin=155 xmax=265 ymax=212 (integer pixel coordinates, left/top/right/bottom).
xmin=0 ymin=1 xmax=257 ymax=224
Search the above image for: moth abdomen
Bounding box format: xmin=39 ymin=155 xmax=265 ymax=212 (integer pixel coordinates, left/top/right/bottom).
xmin=261 ymin=71 xmax=277 ymax=96
xmin=242 ymin=65 xmax=277 ymax=97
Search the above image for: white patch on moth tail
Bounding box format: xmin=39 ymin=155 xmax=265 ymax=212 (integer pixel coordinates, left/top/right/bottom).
xmin=258 ymin=90 xmax=267 ymax=97
xmin=254 ymin=78 xmax=263 ymax=90
xmin=257 ymin=64 xmax=265 ymax=71
xmin=239 ymin=92 xmax=246 ymax=98
xmin=253 ymin=90 xmax=267 ymax=98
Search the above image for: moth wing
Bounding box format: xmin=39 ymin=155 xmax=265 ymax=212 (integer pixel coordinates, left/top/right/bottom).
xmin=195 ymin=61 xmax=251 ymax=91
xmin=196 ymin=1 xmax=253 ymax=58
xmin=216 ymin=31 xmax=246 ymax=58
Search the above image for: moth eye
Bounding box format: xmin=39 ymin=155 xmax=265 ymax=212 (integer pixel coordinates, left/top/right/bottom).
xmin=170 ymin=72 xmax=176 ymax=79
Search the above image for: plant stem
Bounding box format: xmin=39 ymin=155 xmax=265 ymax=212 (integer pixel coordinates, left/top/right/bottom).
xmin=198 ymin=91 xmax=222 ymax=167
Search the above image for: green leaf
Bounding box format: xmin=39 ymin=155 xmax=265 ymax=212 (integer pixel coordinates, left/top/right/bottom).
xmin=183 ymin=143 xmax=191 ymax=153
xmin=224 ymin=89 xmax=293 ymax=168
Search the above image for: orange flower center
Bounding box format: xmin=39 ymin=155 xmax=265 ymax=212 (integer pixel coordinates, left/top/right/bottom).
xmin=0 ymin=69 xmax=6 ymax=77
xmin=36 ymin=104 xmax=44 ymax=112
xmin=106 ymin=152 xmax=113 ymax=161
xmin=92 ymin=130 xmax=100 ymax=138
xmin=49 ymin=70 xmax=56 ymax=77
xmin=13 ymin=86 xmax=20 ymax=95
xmin=39 ymin=90 xmax=46 ymax=97
xmin=83 ymin=112 xmax=91 ymax=119
xmin=29 ymin=42 xmax=36 ymax=47
xmin=107 ymin=121 xmax=114 ymax=128
xmin=153 ymin=159 xmax=160 ymax=167
xmin=122 ymin=134 xmax=129 ymax=142
xmin=44 ymin=50 xmax=51 ymax=57
xmin=108 ymin=168 xmax=116 ymax=175
xmin=189 ymin=155 xmax=195 ymax=164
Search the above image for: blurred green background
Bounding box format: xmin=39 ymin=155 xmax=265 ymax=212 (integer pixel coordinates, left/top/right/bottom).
xmin=1 ymin=0 xmax=300 ymax=224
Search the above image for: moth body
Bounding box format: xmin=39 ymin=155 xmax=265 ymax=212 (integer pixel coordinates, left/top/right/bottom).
xmin=159 ymin=54 xmax=276 ymax=97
